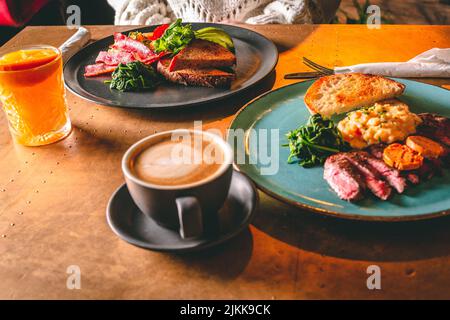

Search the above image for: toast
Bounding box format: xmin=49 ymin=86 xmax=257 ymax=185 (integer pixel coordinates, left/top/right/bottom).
xmin=304 ymin=73 xmax=405 ymax=117
xmin=157 ymin=59 xmax=235 ymax=88
xmin=169 ymin=39 xmax=236 ymax=71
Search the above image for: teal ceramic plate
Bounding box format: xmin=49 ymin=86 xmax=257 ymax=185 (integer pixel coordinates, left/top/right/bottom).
xmin=228 ymin=79 xmax=450 ymax=221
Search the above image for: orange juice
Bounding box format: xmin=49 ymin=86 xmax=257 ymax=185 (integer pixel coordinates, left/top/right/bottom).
xmin=0 ymin=45 xmax=71 ymax=146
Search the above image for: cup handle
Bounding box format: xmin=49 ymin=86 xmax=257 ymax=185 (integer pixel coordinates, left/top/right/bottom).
xmin=175 ymin=196 xmax=203 ymax=239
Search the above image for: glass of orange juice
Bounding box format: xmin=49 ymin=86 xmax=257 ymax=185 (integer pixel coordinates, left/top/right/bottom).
xmin=0 ymin=45 xmax=71 ymax=146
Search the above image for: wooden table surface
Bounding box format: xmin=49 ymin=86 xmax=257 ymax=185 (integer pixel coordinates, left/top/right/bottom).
xmin=1 ymin=24 xmax=449 ymax=300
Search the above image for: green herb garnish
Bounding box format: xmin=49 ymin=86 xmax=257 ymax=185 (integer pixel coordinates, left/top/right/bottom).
xmin=105 ymin=61 xmax=159 ymax=92
xmin=284 ymin=114 xmax=350 ymax=168
xmin=152 ymin=19 xmax=195 ymax=55
xmin=151 ymin=20 xmax=235 ymax=55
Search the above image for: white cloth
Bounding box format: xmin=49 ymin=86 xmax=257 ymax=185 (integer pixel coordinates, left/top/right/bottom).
xmin=335 ymin=48 xmax=450 ymax=78
xmin=107 ymin=0 xmax=321 ymax=25
xmin=59 ymin=27 xmax=91 ymax=61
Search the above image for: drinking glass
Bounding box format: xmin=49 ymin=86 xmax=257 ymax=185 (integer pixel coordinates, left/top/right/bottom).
xmin=0 ymin=45 xmax=71 ymax=146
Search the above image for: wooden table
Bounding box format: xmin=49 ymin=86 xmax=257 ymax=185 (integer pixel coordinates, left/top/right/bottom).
xmin=1 ymin=25 xmax=449 ymax=300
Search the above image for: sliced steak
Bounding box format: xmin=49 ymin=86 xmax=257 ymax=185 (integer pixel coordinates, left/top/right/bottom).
xmin=417 ymin=113 xmax=450 ymax=147
xmin=364 ymin=153 xmax=407 ymax=193
xmin=366 ymin=144 xmax=386 ymax=159
xmin=412 ymin=158 xmax=444 ymax=180
xmin=367 ymin=144 xmax=420 ymax=186
xmin=405 ymin=172 xmax=420 ymax=185
xmin=343 ymin=152 xmax=392 ymax=200
xmin=324 ymin=154 xmax=366 ymax=201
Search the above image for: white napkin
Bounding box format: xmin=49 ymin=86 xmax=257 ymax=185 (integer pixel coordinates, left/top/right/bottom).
xmin=59 ymin=27 xmax=91 ymax=61
xmin=335 ymin=48 xmax=450 ymax=78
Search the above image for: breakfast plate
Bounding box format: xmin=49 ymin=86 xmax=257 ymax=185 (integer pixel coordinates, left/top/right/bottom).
xmin=64 ymin=23 xmax=278 ymax=109
xmin=228 ymin=79 xmax=450 ymax=221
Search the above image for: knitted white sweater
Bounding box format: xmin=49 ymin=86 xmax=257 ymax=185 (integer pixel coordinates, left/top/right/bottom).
xmin=107 ymin=0 xmax=326 ymax=25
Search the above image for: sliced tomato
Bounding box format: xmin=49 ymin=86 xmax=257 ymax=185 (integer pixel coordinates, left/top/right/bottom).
xmin=149 ymin=24 xmax=169 ymax=40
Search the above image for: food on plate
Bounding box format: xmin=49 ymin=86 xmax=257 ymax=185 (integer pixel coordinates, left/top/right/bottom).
xmin=340 ymin=151 xmax=392 ymax=200
xmin=337 ymin=99 xmax=422 ymax=149
xmin=157 ymin=59 xmax=235 ymax=88
xmin=304 ymin=73 xmax=405 ymax=117
xmin=287 ymin=73 xmax=449 ymax=202
xmin=323 ymin=154 xmax=366 ymax=201
xmin=417 ymin=113 xmax=450 ymax=147
xmin=363 ymin=153 xmax=407 ymax=194
xmin=406 ymin=136 xmax=444 ymax=159
xmin=194 ymin=27 xmax=235 ymax=52
xmin=324 ymin=151 xmax=408 ymax=201
xmin=367 ymin=143 xmax=421 ymax=185
xmin=383 ymin=143 xmax=424 ymax=171
xmin=285 ymin=114 xmax=350 ymax=167
xmin=85 ymin=32 xmax=164 ymax=77
xmin=151 ymin=19 xmax=195 ymax=55
xmin=167 ymin=39 xmax=236 ymax=71
xmin=104 ymin=61 xmax=159 ymax=92
xmin=84 ymin=19 xmax=236 ymax=90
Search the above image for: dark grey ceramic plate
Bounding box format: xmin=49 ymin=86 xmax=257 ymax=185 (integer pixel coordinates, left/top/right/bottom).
xmin=106 ymin=171 xmax=258 ymax=252
xmin=64 ymin=23 xmax=278 ymax=109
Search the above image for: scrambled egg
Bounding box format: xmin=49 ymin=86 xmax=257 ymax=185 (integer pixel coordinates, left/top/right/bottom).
xmin=338 ymin=100 xmax=422 ymax=149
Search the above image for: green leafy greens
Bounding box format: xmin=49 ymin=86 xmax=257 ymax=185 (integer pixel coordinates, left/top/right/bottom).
xmin=105 ymin=61 xmax=159 ymax=92
xmin=152 ymin=19 xmax=195 ymax=55
xmin=151 ymin=19 xmax=235 ymax=55
xmin=285 ymin=114 xmax=350 ymax=168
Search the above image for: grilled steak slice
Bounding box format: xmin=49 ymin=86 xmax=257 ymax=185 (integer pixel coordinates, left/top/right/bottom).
xmin=366 ymin=144 xmax=386 ymax=159
xmin=157 ymin=59 xmax=235 ymax=88
xmin=363 ymin=153 xmax=407 ymax=193
xmin=343 ymin=152 xmax=392 ymax=200
xmin=417 ymin=113 xmax=450 ymax=146
xmin=324 ymin=154 xmax=366 ymax=201
xmin=367 ymin=144 xmax=420 ymax=186
xmin=418 ymin=158 xmax=444 ymax=180
xmin=169 ymin=39 xmax=236 ymax=71
xmin=405 ymin=172 xmax=420 ymax=185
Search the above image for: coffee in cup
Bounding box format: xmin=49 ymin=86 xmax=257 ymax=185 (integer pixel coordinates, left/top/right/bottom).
xmin=122 ymin=130 xmax=233 ymax=239
xmin=131 ymin=133 xmax=225 ymax=187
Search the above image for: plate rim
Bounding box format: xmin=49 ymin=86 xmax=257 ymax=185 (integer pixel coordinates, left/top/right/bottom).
xmin=106 ymin=171 xmax=259 ymax=252
xmin=227 ymin=78 xmax=450 ymax=222
xmin=64 ymin=23 xmax=279 ymax=109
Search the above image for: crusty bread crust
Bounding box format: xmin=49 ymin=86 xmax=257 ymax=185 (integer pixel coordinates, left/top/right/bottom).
xmin=304 ymin=73 xmax=406 ymax=117
xmin=170 ymin=39 xmax=236 ymax=71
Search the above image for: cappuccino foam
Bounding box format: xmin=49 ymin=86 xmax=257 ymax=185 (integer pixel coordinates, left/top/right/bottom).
xmin=132 ymin=136 xmax=225 ymax=186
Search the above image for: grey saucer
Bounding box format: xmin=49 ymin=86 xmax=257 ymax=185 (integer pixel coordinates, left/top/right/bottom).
xmin=106 ymin=171 xmax=258 ymax=252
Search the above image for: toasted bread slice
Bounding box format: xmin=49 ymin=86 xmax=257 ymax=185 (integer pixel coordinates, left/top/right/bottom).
xmin=169 ymin=39 xmax=236 ymax=71
xmin=157 ymin=59 xmax=235 ymax=88
xmin=304 ymin=73 xmax=405 ymax=117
